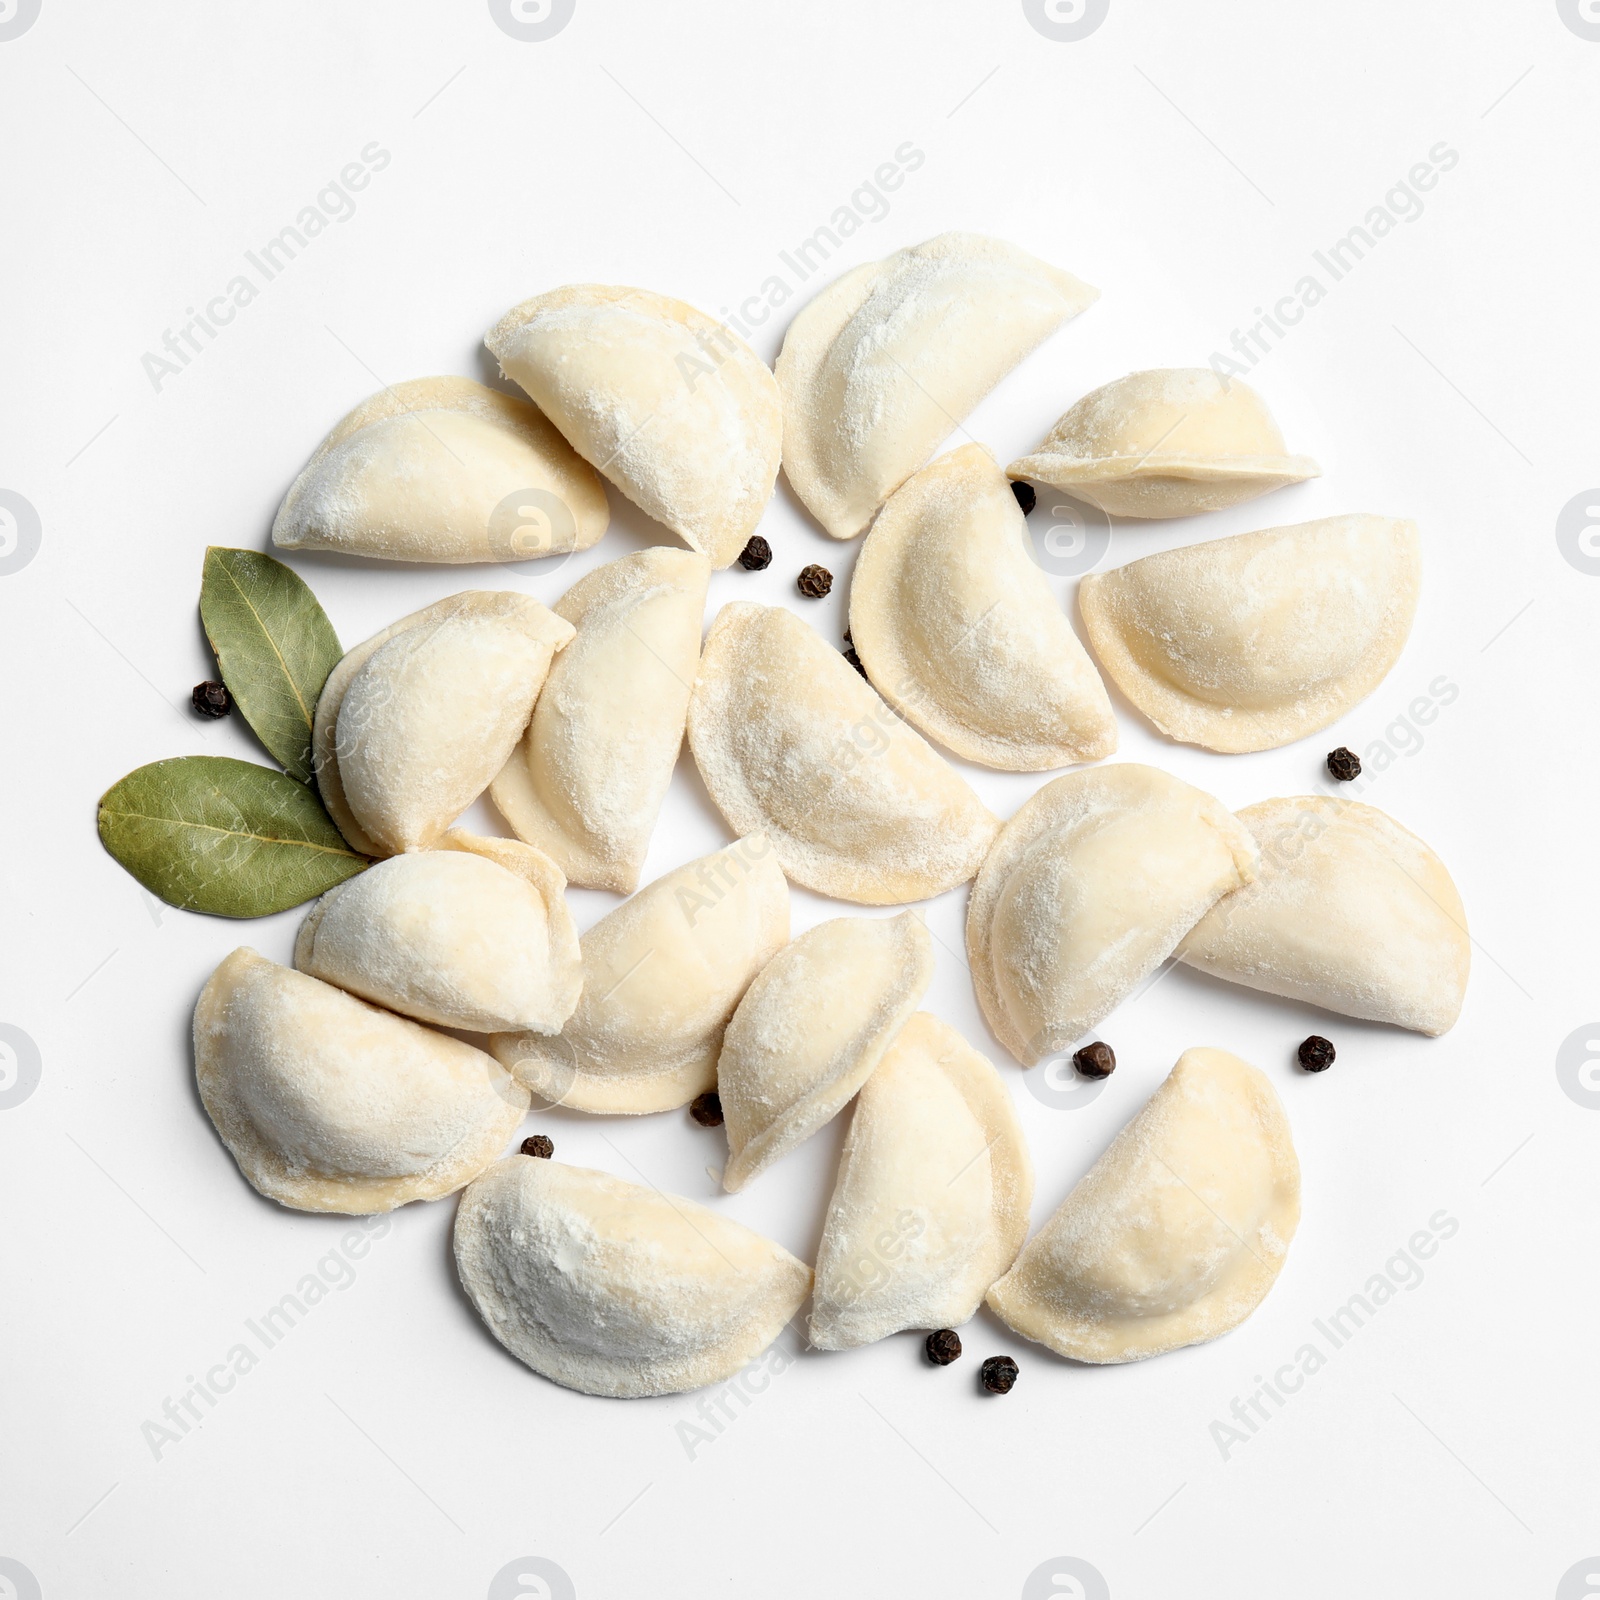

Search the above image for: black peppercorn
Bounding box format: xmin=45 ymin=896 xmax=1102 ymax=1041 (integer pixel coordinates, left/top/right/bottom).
xmin=980 ymin=1355 xmax=1018 ymax=1394
xmin=925 ymin=1329 xmax=962 ymax=1366
xmin=843 ymin=646 xmax=867 ymax=678
xmin=520 ymin=1134 xmax=555 ymax=1158
xmin=1073 ymin=1041 xmax=1116 ymax=1079
xmin=192 ymin=680 xmax=232 ymax=719
xmin=1010 ymin=480 xmax=1037 ymax=516
xmin=738 ymin=536 xmax=772 ymax=571
xmin=1298 ymin=1035 xmax=1335 ymax=1073
xmin=1326 ymin=747 xmax=1361 ymax=782
xmin=797 ymin=564 xmax=833 ymax=599
xmin=690 ymin=1091 xmax=724 ymax=1127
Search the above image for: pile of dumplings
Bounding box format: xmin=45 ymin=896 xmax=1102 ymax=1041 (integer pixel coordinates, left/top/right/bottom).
xmin=196 ymin=231 xmax=1469 ymax=1398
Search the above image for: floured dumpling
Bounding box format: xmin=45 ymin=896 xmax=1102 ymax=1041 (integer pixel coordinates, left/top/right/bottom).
xmin=810 ymin=1014 xmax=1032 ymax=1350
xmin=491 ymin=548 xmax=709 ymax=892
xmin=689 ymin=603 xmax=998 ymax=904
xmin=271 ymin=376 xmax=609 ymax=563
xmin=987 ymin=1047 xmax=1299 ymax=1362
xmin=194 ymin=948 xmax=527 ymax=1214
xmin=313 ymin=591 xmax=574 ymax=857
xmin=294 ymin=830 xmax=581 ymax=1035
xmin=777 ymin=232 xmax=1098 ymax=539
xmin=1079 ymin=515 xmax=1421 ymax=753
xmin=720 ymin=912 xmax=933 ymax=1191
xmin=490 ymin=837 xmax=788 ymax=1114
xmin=1180 ymin=796 xmax=1469 ymax=1034
xmin=1008 ymin=369 xmax=1320 ymax=520
xmin=455 ymin=1156 xmax=811 ymax=1397
xmin=968 ymin=765 xmax=1258 ymax=1066
xmin=485 ymin=286 xmax=782 ymax=567
xmin=849 ymin=443 xmax=1116 ymax=770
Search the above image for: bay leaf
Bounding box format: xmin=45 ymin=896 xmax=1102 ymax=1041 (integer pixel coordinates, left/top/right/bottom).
xmin=200 ymin=547 xmax=342 ymax=784
xmin=98 ymin=756 xmax=367 ymax=918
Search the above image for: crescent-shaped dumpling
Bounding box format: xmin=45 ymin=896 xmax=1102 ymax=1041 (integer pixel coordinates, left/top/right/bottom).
xmin=312 ymin=591 xmax=574 ymax=857
xmin=1079 ymin=515 xmax=1421 ymax=754
xmin=194 ymin=948 xmax=527 ymax=1214
xmin=986 ymin=1047 xmax=1299 ymax=1363
xmin=849 ymin=443 xmax=1116 ymax=770
xmin=810 ymin=1013 xmax=1032 ymax=1350
xmin=688 ymin=603 xmax=998 ymax=904
xmin=270 ymin=376 xmax=609 ymax=563
xmin=719 ymin=911 xmax=933 ymax=1192
xmin=1180 ymin=796 xmax=1469 ymax=1034
xmin=1007 ymin=368 xmax=1320 ymax=520
xmin=485 ymin=286 xmax=782 ymax=568
xmin=455 ymin=1157 xmax=811 ymax=1397
xmin=490 ymin=548 xmax=709 ymax=892
xmin=490 ymin=837 xmax=788 ymax=1114
xmin=967 ymin=765 xmax=1258 ymax=1066
xmin=293 ymin=831 xmax=581 ymax=1035
xmin=776 ymin=232 xmax=1098 ymax=540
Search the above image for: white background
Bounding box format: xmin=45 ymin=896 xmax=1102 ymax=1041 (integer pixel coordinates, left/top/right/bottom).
xmin=2 ymin=2 xmax=1597 ymax=1596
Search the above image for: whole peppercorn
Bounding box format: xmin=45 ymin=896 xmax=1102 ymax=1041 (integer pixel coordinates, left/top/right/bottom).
xmin=1010 ymin=480 xmax=1037 ymax=516
xmin=843 ymin=644 xmax=867 ymax=677
xmin=1326 ymin=747 xmax=1361 ymax=782
xmin=1298 ymin=1035 xmax=1336 ymax=1073
xmin=738 ymin=536 xmax=772 ymax=571
xmin=980 ymin=1355 xmax=1019 ymax=1395
xmin=689 ymin=1091 xmax=724 ymax=1127
xmin=925 ymin=1329 xmax=962 ymax=1366
xmin=1073 ymin=1041 xmax=1116 ymax=1079
xmin=192 ymin=680 xmax=232 ymax=719
xmin=520 ymin=1134 xmax=555 ymax=1158
xmin=797 ymin=564 xmax=833 ymax=599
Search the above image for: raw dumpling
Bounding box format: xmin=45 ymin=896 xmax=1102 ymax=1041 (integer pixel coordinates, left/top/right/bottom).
xmin=987 ymin=1047 xmax=1299 ymax=1363
xmin=485 ymin=286 xmax=782 ymax=567
xmin=810 ymin=1014 xmax=1032 ymax=1349
xmin=455 ymin=1156 xmax=811 ymax=1397
xmin=490 ymin=837 xmax=788 ymax=1114
xmin=1007 ymin=368 xmax=1320 ymax=520
xmin=688 ymin=603 xmax=998 ymax=904
xmin=848 ymin=443 xmax=1116 ymax=770
xmin=968 ymin=764 xmax=1258 ymax=1066
xmin=1180 ymin=796 xmax=1469 ymax=1034
xmin=194 ymin=948 xmax=527 ymax=1214
xmin=720 ymin=912 xmax=933 ymax=1191
xmin=490 ymin=548 xmax=709 ymax=891
xmin=777 ymin=232 xmax=1098 ymax=539
xmin=270 ymin=376 xmax=609 ymax=563
xmin=1079 ymin=515 xmax=1421 ymax=754
xmin=293 ymin=830 xmax=581 ymax=1035
xmin=313 ymin=591 xmax=574 ymax=857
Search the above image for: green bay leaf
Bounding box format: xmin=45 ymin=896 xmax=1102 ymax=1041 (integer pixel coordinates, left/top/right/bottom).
xmin=98 ymin=756 xmax=367 ymax=918
xmin=200 ymin=547 xmax=342 ymax=784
